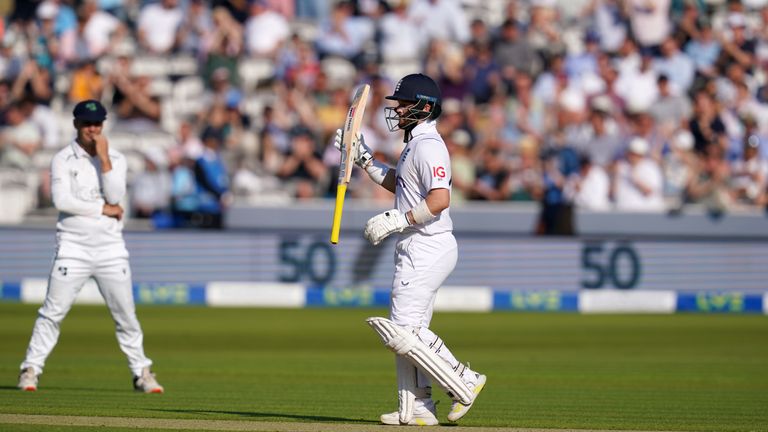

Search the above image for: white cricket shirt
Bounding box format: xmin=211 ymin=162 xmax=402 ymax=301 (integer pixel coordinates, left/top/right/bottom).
xmin=50 ymin=140 xmax=129 ymax=259
xmin=395 ymin=121 xmax=453 ymax=235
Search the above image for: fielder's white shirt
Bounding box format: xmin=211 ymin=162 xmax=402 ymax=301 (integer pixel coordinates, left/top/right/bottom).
xmin=395 ymin=121 xmax=453 ymax=236
xmin=50 ymin=140 xmax=129 ymax=259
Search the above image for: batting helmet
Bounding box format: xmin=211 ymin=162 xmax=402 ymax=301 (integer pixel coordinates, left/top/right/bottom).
xmin=384 ymin=73 xmax=442 ymax=131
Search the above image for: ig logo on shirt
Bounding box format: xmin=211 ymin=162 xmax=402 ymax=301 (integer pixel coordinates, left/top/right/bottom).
xmin=432 ymin=166 xmax=446 ymax=179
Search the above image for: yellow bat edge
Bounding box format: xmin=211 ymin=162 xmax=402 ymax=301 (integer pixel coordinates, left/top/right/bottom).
xmin=330 ymin=183 xmax=347 ymax=244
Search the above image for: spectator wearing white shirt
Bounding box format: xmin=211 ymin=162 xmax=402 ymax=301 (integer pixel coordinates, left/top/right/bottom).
xmin=568 ymin=154 xmax=611 ymax=211
xmin=244 ymin=0 xmax=291 ymax=58
xmin=379 ymin=0 xmax=420 ymax=63
xmin=613 ymin=137 xmax=666 ymax=212
xmin=137 ymin=0 xmax=183 ymax=54
xmin=407 ymin=0 xmax=470 ymax=52
xmin=627 ymin=0 xmax=671 ymax=50
xmin=79 ymin=0 xmax=125 ymax=57
xmin=730 ymin=134 xmax=767 ymax=206
xmin=615 ymin=48 xmax=658 ymax=112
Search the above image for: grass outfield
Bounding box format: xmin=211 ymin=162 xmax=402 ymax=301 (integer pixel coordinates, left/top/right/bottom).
xmin=0 ymin=303 xmax=766 ymax=432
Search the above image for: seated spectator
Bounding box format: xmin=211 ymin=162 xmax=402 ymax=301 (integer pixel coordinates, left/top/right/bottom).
xmin=170 ymin=147 xmax=201 ymax=227
xmin=650 ymin=74 xmax=692 ymax=134
xmin=653 ymin=36 xmax=695 ymax=94
xmin=244 ymin=0 xmax=290 ymax=58
xmin=613 ymin=137 xmax=666 ymax=212
xmin=314 ymin=1 xmax=373 ymax=65
xmin=506 ymin=136 xmax=543 ymax=202
xmin=108 ymin=64 xmax=162 ymax=133
xmin=493 ymin=18 xmax=541 ymax=82
xmin=566 ymin=154 xmax=611 ymax=211
xmin=579 ymin=96 xmax=623 ymax=168
xmin=277 ymin=127 xmax=328 ymax=199
xmin=76 ymin=0 xmax=126 ymax=58
xmin=689 ymin=89 xmax=727 ymax=154
xmin=192 ymin=127 xmax=231 ymax=228
xmin=685 ymin=142 xmax=732 ymax=215
xmin=0 ymin=122 xmax=41 ymax=172
xmin=662 ymin=129 xmax=697 ymax=208
xmin=176 ymin=0 xmax=213 ymax=58
xmin=379 ymin=0 xmax=420 ymax=63
xmin=131 ymin=147 xmax=171 ymax=219
xmin=408 ymin=0 xmax=470 ymax=53
xmin=446 ymin=129 xmax=475 ymax=204
xmin=730 ymin=135 xmax=767 ymax=207
xmin=717 ymin=12 xmax=756 ymax=73
xmin=68 ymin=59 xmax=103 ymax=103
xmin=137 ymin=0 xmax=183 ymax=54
xmin=684 ymin=20 xmax=721 ymax=80
xmin=471 ymin=146 xmax=510 ymax=201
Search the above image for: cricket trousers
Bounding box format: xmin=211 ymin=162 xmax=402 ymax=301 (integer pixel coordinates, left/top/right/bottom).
xmin=390 ymin=231 xmax=469 ymax=390
xmin=21 ymin=254 xmax=153 ymax=377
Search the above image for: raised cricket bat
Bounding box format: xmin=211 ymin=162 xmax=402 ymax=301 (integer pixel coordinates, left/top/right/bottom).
xmin=330 ymin=83 xmax=371 ymax=244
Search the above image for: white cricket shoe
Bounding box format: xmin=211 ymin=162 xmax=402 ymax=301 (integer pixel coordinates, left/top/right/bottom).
xmin=17 ymin=368 xmax=38 ymax=392
xmin=380 ymin=409 xmax=439 ymax=426
xmin=447 ymin=373 xmax=487 ymax=422
xmin=380 ymin=399 xmax=439 ymax=426
xmin=133 ymin=367 xmax=164 ymax=393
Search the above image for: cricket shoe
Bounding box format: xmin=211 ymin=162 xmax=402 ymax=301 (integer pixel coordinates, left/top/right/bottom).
xmin=133 ymin=367 xmax=164 ymax=393
xmin=380 ymin=399 xmax=439 ymax=426
xmin=17 ymin=368 xmax=38 ymax=392
xmin=447 ymin=373 xmax=487 ymax=422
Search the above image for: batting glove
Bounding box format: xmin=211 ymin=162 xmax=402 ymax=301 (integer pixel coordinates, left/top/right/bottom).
xmin=364 ymin=209 xmax=410 ymax=245
xmin=334 ymin=128 xmax=374 ymax=170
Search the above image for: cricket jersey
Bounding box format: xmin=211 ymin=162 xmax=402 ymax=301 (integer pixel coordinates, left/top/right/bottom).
xmin=50 ymin=140 xmax=129 ymax=259
xmin=394 ymin=121 xmax=453 ymax=236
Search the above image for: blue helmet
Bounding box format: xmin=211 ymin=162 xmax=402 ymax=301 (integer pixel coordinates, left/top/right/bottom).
xmin=384 ymin=74 xmax=442 ymax=131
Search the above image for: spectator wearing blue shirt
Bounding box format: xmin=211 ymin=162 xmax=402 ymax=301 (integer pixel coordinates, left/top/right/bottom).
xmin=653 ymin=36 xmax=695 ymax=94
xmin=684 ymin=20 xmax=721 ymax=80
xmin=193 ymin=126 xmax=231 ymax=228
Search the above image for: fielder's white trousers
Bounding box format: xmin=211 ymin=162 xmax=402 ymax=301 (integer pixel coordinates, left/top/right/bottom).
xmin=390 ymin=231 xmax=465 ymax=388
xmin=21 ymin=256 xmax=152 ymax=377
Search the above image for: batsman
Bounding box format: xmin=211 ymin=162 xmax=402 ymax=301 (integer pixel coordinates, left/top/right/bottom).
xmin=335 ymin=74 xmax=486 ymax=425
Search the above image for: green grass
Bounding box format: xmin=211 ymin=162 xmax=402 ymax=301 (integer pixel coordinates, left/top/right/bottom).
xmin=0 ymin=303 xmax=767 ymax=431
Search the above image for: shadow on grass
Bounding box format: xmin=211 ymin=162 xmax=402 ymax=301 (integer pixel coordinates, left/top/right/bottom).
xmin=152 ymin=409 xmax=379 ymax=424
xmin=0 ymin=385 xmax=128 ymax=394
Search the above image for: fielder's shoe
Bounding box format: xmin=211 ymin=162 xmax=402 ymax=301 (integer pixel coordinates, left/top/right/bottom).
xmin=17 ymin=368 xmax=38 ymax=392
xmin=380 ymin=399 xmax=439 ymax=426
xmin=133 ymin=367 xmax=164 ymax=393
xmin=447 ymin=373 xmax=487 ymax=422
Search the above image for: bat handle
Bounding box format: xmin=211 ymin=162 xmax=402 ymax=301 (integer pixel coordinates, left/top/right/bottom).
xmin=330 ymin=184 xmax=347 ymax=244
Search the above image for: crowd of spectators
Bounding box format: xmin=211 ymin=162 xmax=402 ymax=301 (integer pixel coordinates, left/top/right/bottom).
xmin=1 ymin=0 xmax=768 ymax=231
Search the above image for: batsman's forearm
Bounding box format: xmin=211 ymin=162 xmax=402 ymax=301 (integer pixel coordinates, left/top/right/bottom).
xmin=379 ymin=169 xmax=397 ymax=193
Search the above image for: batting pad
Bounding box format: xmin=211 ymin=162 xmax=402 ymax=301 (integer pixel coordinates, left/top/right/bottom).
xmin=396 ymin=356 xmax=416 ymax=423
xmin=366 ymin=317 xmax=473 ymax=404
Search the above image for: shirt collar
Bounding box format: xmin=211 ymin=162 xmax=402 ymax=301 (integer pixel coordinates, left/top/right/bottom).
xmin=409 ymin=120 xmax=437 ymax=139
xmin=70 ymin=140 xmax=90 ymax=159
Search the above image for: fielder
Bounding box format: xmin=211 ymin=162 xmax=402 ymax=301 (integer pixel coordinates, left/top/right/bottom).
xmin=17 ymin=100 xmax=163 ymax=394
xmin=336 ymin=74 xmax=486 ymax=425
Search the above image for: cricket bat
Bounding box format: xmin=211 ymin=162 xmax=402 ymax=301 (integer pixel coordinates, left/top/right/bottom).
xmin=330 ymin=83 xmax=370 ymax=244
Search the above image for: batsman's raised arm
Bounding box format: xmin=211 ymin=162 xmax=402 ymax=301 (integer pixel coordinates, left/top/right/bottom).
xmin=334 ymin=128 xmax=397 ymax=193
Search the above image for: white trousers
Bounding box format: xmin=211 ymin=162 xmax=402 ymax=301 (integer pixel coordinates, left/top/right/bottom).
xmin=390 ymin=232 xmax=464 ymax=390
xmin=21 ymin=255 xmax=152 ymax=377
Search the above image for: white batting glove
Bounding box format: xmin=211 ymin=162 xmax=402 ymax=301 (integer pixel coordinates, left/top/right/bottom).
xmin=364 ymin=209 xmax=410 ymax=245
xmin=334 ymin=128 xmax=374 ymax=170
